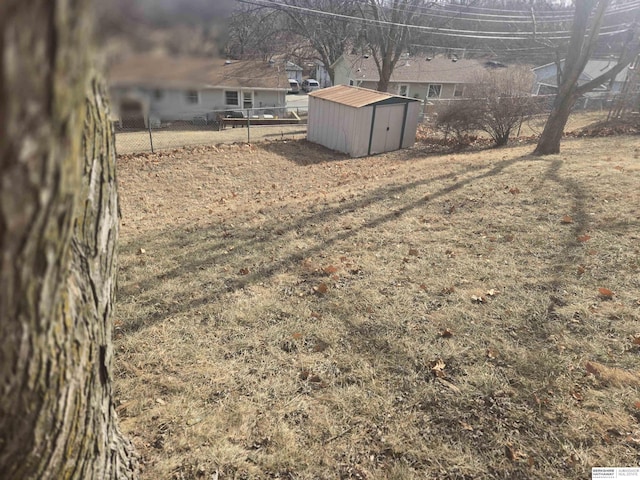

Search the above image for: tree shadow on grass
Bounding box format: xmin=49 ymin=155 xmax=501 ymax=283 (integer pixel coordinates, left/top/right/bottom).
xmin=117 ymin=151 xmax=555 ymax=334
xmin=114 ymin=143 xmax=635 ymax=479
xmin=257 ymin=137 xmax=505 ymax=167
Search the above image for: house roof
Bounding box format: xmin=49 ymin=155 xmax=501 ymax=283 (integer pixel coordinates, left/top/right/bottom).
xmin=309 ymin=85 xmax=418 ymax=108
xmin=285 ymin=61 xmax=303 ymax=71
xmin=337 ymin=54 xmax=492 ymax=84
xmin=533 ymin=59 xmax=630 ymax=85
xmin=108 ymin=54 xmax=290 ymax=90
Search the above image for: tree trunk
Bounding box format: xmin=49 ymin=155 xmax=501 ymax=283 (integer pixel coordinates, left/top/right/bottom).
xmin=377 ymin=58 xmax=393 ymax=92
xmin=532 ymin=0 xmax=639 ymax=155
xmin=533 ymin=91 xmax=577 ymax=155
xmin=0 ymin=1 xmax=138 ymax=479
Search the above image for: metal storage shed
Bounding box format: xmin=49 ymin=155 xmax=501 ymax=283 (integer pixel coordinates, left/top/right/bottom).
xmin=307 ymin=85 xmax=421 ymax=158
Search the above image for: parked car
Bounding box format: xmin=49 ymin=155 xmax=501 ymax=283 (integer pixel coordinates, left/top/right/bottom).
xmin=302 ymin=79 xmax=320 ymax=93
xmin=288 ymin=79 xmax=300 ymax=94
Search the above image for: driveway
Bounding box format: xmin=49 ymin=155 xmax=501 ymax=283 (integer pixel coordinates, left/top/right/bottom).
xmin=286 ymin=93 xmax=309 ymax=113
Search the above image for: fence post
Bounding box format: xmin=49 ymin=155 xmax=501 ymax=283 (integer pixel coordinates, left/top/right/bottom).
xmin=247 ymin=108 xmax=251 ymax=144
xmin=147 ymin=115 xmax=154 ymax=153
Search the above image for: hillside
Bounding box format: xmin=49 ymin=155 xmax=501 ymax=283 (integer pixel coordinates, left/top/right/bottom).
xmin=114 ymin=136 xmax=640 ymax=479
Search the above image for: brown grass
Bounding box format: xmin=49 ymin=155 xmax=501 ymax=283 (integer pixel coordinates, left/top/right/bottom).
xmin=114 ymin=129 xmax=640 ymax=479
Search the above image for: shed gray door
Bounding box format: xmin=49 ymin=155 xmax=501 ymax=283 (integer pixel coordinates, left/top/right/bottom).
xmin=370 ymin=105 xmax=404 ymax=155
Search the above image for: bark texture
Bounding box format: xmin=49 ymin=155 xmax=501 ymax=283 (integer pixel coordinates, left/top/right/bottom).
xmin=0 ymin=1 xmax=138 ymax=478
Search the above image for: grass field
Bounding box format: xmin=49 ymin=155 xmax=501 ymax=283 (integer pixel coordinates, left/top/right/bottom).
xmin=114 ymin=131 xmax=640 ymax=479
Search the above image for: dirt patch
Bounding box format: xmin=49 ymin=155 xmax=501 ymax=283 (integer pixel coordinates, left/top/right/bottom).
xmin=114 ymin=131 xmax=640 ymax=479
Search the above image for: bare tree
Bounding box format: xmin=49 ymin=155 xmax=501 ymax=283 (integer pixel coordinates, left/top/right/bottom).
xmin=469 ymin=66 xmax=540 ymax=146
xmin=274 ymin=0 xmax=359 ymax=84
xmin=534 ymin=0 xmax=640 ymax=155
xmin=226 ymin=4 xmax=286 ymax=60
xmin=0 ymin=1 xmax=138 ymax=478
xmin=358 ymin=0 xmax=429 ymax=92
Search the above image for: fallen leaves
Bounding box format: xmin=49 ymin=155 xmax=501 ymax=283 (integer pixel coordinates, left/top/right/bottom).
xmin=486 ymin=347 xmax=499 ymax=359
xmin=314 ymin=283 xmax=328 ymax=294
xmin=577 ymin=234 xmax=591 ymax=243
xmin=459 ymin=420 xmax=474 ymax=431
xmin=560 ymin=215 xmax=574 ymax=224
xmin=440 ymin=329 xmax=454 ymax=338
xmin=471 ymin=289 xmax=499 ymax=304
xmin=430 ymin=359 xmax=447 ymax=378
xmin=597 ymin=287 xmax=615 ymax=299
xmin=585 ymin=361 xmax=640 ymax=387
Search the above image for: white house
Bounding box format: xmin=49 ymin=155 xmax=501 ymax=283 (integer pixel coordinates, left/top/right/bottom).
xmin=307 ymin=85 xmax=421 ymax=158
xmin=532 ymin=59 xmax=631 ymax=101
xmin=285 ymin=61 xmax=304 ymax=84
xmin=108 ymin=54 xmax=289 ymax=128
xmin=331 ymin=53 xmax=493 ymax=101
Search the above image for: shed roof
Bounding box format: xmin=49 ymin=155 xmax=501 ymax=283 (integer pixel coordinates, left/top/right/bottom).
xmin=309 ymin=85 xmax=418 ymax=108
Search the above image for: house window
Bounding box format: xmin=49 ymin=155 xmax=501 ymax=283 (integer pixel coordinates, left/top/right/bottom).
xmin=185 ymin=90 xmax=199 ymax=104
xmin=427 ymin=84 xmax=442 ymax=99
xmin=453 ymin=84 xmax=464 ymax=97
xmin=225 ymin=90 xmax=239 ymax=106
xmin=349 ymin=79 xmax=355 ymax=86
xmin=398 ymin=84 xmax=409 ymax=97
xmin=243 ymin=91 xmax=253 ymax=109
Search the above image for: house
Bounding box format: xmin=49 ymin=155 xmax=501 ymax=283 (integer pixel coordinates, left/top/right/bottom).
xmin=108 ymin=54 xmax=289 ymax=128
xmin=314 ymin=60 xmax=333 ymax=88
xmin=331 ymin=53 xmax=492 ymax=101
xmin=285 ymin=61 xmax=303 ymax=84
xmin=307 ymin=85 xmax=421 ymax=157
xmin=532 ymin=59 xmax=631 ymax=104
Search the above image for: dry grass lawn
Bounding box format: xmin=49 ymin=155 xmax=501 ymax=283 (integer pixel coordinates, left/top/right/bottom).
xmin=114 ymin=130 xmax=640 ymax=479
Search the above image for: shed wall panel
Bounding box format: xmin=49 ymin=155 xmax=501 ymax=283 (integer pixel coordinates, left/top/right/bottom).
xmin=351 ymin=106 xmax=373 ymax=158
xmin=310 ymin=97 xmax=322 ymax=144
xmin=401 ymin=102 xmax=421 ymax=148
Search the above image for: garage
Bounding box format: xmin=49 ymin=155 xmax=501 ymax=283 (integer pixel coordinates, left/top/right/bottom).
xmin=307 ymin=85 xmax=420 ymax=158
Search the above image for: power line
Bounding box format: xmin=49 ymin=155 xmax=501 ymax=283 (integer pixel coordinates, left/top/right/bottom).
xmin=404 ymin=0 xmax=640 ymax=17
xmin=239 ymin=0 xmax=639 ymax=41
xmin=283 ymin=0 xmax=640 ymax=23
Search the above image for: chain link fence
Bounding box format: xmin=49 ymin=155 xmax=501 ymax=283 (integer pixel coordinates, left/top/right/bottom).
xmin=114 ymin=106 xmax=308 ymax=155
xmin=115 ymin=95 xmax=621 ymax=155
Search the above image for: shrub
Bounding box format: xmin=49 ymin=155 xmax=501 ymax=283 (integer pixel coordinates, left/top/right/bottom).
xmin=436 ymin=66 xmax=542 ymax=147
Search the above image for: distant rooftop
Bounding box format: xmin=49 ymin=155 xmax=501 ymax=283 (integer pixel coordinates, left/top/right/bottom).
xmin=108 ymin=54 xmax=290 ymax=90
xmin=337 ymin=53 xmax=497 ymax=84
